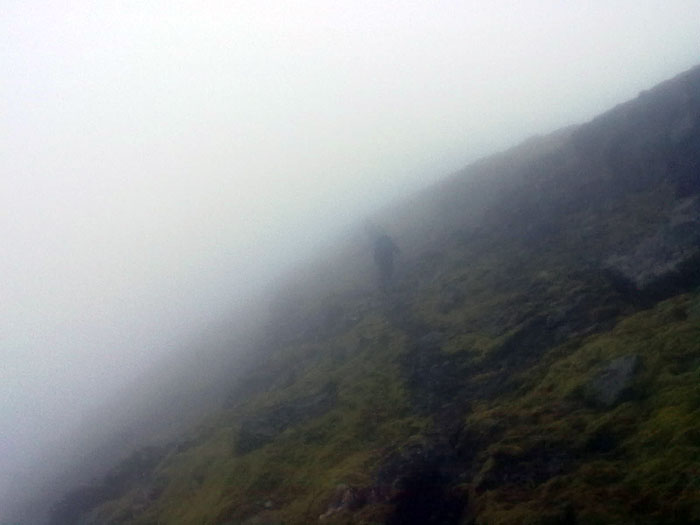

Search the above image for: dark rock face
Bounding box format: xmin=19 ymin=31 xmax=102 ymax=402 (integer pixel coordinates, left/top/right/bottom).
xmin=605 ymin=196 xmax=700 ymax=295
xmin=237 ymin=382 xmax=337 ymax=454
xmin=385 ymin=462 xmax=464 ymax=525
xmin=319 ymin=483 xmax=389 ymax=521
xmin=586 ymin=354 xmax=640 ymax=407
xmin=318 ymin=437 xmax=470 ymax=524
xmin=571 ymin=65 xmax=700 ymax=200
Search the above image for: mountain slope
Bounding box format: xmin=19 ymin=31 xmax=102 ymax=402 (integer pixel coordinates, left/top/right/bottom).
xmin=50 ymin=65 xmax=700 ymax=525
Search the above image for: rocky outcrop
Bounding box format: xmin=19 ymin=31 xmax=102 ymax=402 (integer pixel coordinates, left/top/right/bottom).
xmin=318 ymin=484 xmax=389 ymax=521
xmin=605 ymin=197 xmax=700 ymax=296
xmin=400 ymin=280 xmax=628 ymax=415
xmin=319 ymin=437 xmax=468 ymax=525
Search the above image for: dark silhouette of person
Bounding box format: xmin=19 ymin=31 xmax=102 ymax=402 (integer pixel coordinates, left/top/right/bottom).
xmin=373 ymin=233 xmax=399 ymax=287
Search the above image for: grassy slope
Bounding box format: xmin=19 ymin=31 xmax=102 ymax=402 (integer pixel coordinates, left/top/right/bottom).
xmin=56 ymin=66 xmax=700 ymax=524
xmin=86 ymin=295 xmax=428 ymax=524
xmin=83 ymin=189 xmax=700 ymax=524
xmin=464 ymin=293 xmax=700 ymax=524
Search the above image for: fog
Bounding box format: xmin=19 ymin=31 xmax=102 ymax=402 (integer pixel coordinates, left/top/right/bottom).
xmin=2 ymin=1 xmax=699 ymax=518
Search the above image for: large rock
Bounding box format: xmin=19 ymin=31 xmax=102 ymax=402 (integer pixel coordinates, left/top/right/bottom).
xmin=605 ymin=196 xmax=700 ymax=295
xmin=586 ymin=354 xmax=640 ymax=407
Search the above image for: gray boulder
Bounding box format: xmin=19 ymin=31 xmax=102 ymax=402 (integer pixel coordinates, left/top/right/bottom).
xmin=605 ymin=196 xmax=700 ymax=292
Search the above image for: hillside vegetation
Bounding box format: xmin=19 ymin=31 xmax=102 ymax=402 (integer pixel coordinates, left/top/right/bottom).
xmin=50 ymin=65 xmax=700 ymax=524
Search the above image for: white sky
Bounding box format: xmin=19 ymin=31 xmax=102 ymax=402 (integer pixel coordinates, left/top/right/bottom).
xmin=1 ymin=0 xmax=699 ymax=512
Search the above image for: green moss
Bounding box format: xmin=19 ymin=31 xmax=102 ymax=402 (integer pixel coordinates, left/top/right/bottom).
xmin=110 ymin=285 xmax=696 ymax=525
xmin=82 ymin=301 xmax=432 ymax=524
xmin=461 ymin=291 xmax=700 ymax=524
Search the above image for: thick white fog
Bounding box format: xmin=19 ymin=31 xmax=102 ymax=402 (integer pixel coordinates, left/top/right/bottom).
xmin=2 ymin=1 xmax=699 ymax=516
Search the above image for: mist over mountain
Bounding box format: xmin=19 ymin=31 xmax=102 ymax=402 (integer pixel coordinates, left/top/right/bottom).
xmin=11 ymin=63 xmax=699 ymax=524
xmin=4 ymin=3 xmax=700 ymax=524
